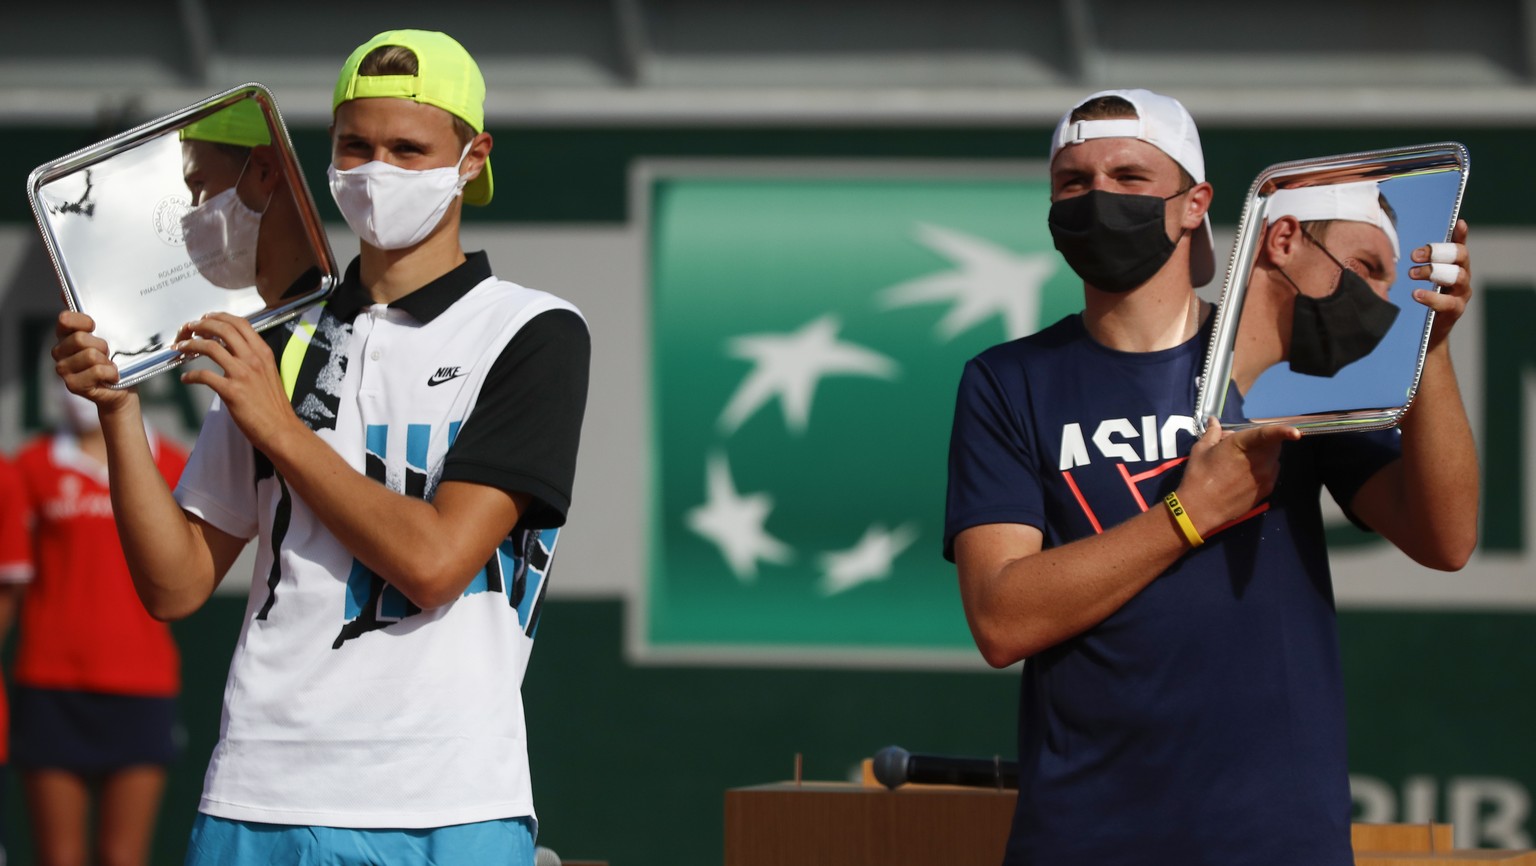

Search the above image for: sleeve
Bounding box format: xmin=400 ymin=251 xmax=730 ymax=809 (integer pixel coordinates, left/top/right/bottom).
xmin=1315 ymin=426 xmax=1403 ymax=531
xmin=173 ymin=397 xmax=261 ymax=540
xmin=0 ymin=456 xmax=32 ymax=584
xmin=441 ymin=308 xmax=591 ymax=530
xmin=943 ymin=356 xmax=1045 ymax=562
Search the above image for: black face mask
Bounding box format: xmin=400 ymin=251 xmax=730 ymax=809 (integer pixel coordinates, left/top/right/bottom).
xmin=1047 ymin=189 xmax=1184 ymax=294
xmin=1284 ymin=235 xmax=1400 ymax=378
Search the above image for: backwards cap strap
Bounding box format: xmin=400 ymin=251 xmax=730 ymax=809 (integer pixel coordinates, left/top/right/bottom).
xmin=342 ymin=74 xmax=422 ymax=102
xmin=1060 ymin=118 xmax=1144 ymax=147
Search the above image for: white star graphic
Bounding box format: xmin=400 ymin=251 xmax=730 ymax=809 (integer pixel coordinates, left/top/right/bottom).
xmin=718 ymin=314 xmax=898 ymax=435
xmin=880 ymin=222 xmax=1057 ymax=342
xmin=685 ymin=453 xmax=793 ymax=582
xmin=818 ymin=523 xmax=919 ymax=596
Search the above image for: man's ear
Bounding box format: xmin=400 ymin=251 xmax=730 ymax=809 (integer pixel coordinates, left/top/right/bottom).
xmin=1181 ymin=181 xmax=1214 ymax=231
xmin=463 ymin=131 xmax=492 ymax=182
xmin=247 ymin=146 xmax=282 ymax=195
xmin=1263 ymin=215 xmax=1303 ymax=267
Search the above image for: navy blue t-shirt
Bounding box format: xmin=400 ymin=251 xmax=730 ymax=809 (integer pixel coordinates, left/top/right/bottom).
xmin=944 ymin=314 xmax=1401 ymax=866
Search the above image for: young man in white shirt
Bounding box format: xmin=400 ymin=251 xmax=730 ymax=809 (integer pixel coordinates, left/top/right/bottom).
xmin=53 ymin=29 xmax=589 ymax=864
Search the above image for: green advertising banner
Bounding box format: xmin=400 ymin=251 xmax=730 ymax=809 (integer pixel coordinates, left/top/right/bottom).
xmin=646 ymin=166 xmax=1093 ymax=658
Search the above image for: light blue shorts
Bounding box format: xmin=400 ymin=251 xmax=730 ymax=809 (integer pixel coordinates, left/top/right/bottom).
xmin=184 ymin=813 xmax=536 ymax=866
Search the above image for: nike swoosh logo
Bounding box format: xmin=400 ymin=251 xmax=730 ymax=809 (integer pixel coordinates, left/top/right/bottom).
xmin=427 ymin=367 xmax=465 ymax=387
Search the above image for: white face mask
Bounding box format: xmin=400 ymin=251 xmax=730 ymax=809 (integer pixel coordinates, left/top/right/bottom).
xmin=181 ymin=164 xmax=265 ymax=290
xmin=327 ymin=142 xmax=475 ymax=251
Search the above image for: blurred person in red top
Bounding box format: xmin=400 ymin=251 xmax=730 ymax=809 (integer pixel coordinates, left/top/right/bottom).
xmin=0 ymin=451 xmax=33 ymax=866
xmin=10 ymin=384 xmax=186 ymax=866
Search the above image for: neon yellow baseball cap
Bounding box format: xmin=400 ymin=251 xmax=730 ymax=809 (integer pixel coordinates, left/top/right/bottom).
xmin=180 ymin=98 xmax=272 ymax=148
xmin=332 ymin=29 xmax=493 ymax=206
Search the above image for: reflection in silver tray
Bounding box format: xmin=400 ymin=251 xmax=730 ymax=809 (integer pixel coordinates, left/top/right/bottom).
xmin=1196 ymin=142 xmax=1468 ymax=436
xmin=28 ymin=83 xmax=337 ymax=389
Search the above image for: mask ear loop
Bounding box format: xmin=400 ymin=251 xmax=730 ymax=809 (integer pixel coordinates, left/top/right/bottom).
xmin=452 ymin=139 xmax=478 ymax=194
xmin=1278 ymin=228 xmax=1353 ymax=297
xmin=1162 ymin=183 xmax=1200 ymax=244
xmin=1276 ymin=265 xmax=1304 ymax=296
xmin=228 ymin=151 xmax=275 ymax=216
xmin=1301 ymin=229 xmax=1351 ymax=270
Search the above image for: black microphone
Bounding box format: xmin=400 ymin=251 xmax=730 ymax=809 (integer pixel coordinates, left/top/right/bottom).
xmin=873 ymin=745 xmax=1018 ymax=790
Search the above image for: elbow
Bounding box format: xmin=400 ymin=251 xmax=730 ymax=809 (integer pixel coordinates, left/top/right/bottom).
xmin=1411 ymin=489 xmax=1480 ymax=572
xmin=976 ymin=640 xmax=1023 ymax=670
xmin=1411 ymin=519 xmax=1479 ymax=572
xmin=1419 ymin=537 xmax=1477 ymax=573
xmin=1442 ymin=538 xmax=1477 ymax=572
xmin=131 ymin=572 xmax=211 ymax=622
xmin=958 ymin=559 xmax=1056 ymax=668
xmin=403 ymin=586 xmax=464 ymax=612
xmin=968 ymin=614 xmax=1037 ymax=669
xmin=142 ymin=594 xmax=202 ymax=623
xmin=391 ymin=580 xmax=461 ymax=612
xmin=387 ymin=560 xmax=476 ymax=611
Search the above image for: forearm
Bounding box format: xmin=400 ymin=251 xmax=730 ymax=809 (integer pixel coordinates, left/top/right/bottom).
xmin=259 ymin=418 xmax=511 ymax=609
xmin=99 ymin=399 xmax=220 ymax=619
xmin=1373 ymin=345 xmax=1479 ymax=568
xmin=959 ymin=419 xmax=1297 ymax=666
xmin=1358 ymin=220 xmax=1479 ymax=568
xmin=961 ymin=505 xmax=1192 ymax=666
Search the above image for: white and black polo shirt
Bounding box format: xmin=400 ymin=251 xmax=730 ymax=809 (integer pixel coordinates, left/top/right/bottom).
xmin=174 ymin=251 xmax=589 ymax=828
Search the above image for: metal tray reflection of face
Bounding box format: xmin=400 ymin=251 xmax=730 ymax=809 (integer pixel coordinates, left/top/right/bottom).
xmin=1196 ymin=142 xmax=1468 ymax=436
xmin=29 ymin=84 xmax=337 ymax=388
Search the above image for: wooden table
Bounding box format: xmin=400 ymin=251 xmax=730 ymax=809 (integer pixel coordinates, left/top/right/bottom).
xmin=724 ymin=780 xmax=1536 ymax=866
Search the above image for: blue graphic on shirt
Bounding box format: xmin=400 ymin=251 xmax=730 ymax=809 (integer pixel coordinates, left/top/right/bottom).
xmin=507 ymin=528 xmax=557 ymax=637
xmin=332 ymin=422 xmax=556 ymax=648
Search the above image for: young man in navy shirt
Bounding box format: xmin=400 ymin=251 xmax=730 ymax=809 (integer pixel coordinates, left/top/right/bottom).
xmin=945 ymin=89 xmax=1477 ymax=864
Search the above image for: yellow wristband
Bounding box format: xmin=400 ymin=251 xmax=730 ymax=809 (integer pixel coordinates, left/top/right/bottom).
xmin=1164 ymin=492 xmax=1204 ymax=548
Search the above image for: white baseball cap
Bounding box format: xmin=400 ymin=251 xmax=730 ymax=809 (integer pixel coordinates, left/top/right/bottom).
xmin=1050 ymin=88 xmax=1215 ymax=287
xmin=1267 ymin=181 xmax=1400 ymax=261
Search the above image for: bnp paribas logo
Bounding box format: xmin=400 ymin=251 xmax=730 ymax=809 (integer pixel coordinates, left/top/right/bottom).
xmin=644 ymin=168 xmax=1081 ymax=662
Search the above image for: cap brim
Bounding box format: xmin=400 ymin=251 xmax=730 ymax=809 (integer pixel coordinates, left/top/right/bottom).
xmin=1191 ymin=215 xmax=1215 ymax=287
xmin=464 ymin=156 xmax=493 ymax=206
